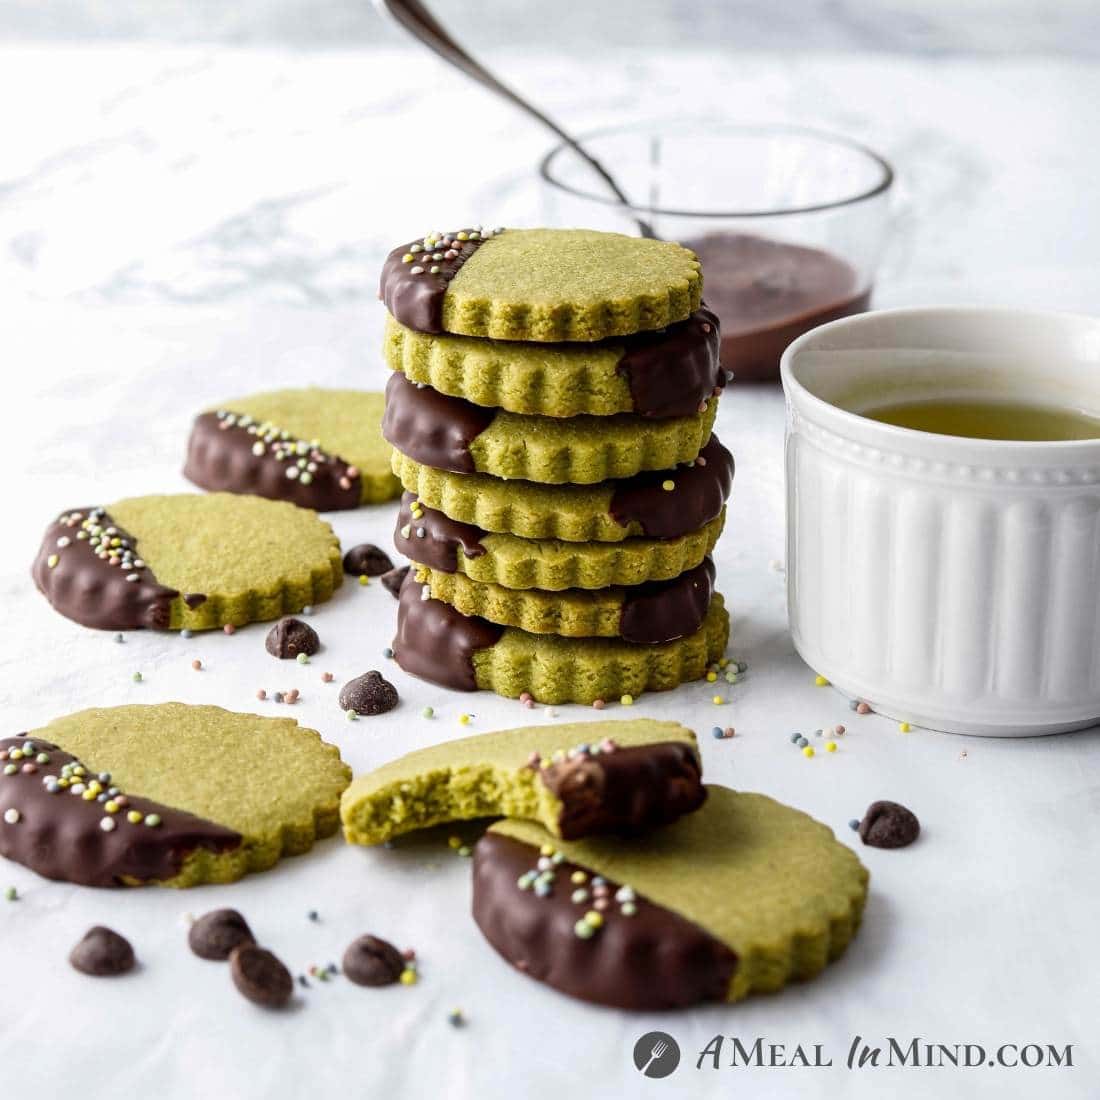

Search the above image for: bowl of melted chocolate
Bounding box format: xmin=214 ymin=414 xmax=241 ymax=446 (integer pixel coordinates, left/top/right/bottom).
xmin=540 ymin=121 xmax=893 ymax=382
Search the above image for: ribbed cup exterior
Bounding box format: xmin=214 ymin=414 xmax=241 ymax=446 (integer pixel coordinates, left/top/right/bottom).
xmin=786 ymin=404 xmax=1100 ymax=734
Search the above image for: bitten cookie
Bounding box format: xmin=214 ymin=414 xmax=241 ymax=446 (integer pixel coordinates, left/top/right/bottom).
xmin=391 ymin=435 xmax=734 ymax=543
xmin=473 ymin=785 xmax=869 ymax=1009
xmin=32 ymin=494 xmax=342 ymax=631
xmin=393 ymin=571 xmax=729 ymax=703
xmin=413 ymin=558 xmax=716 ymax=643
xmin=383 ymin=307 xmax=724 ymax=419
xmin=380 ymin=227 xmax=702 ymax=342
xmin=184 ymin=387 xmax=399 ymax=509
xmin=341 ymin=719 xmax=704 ymax=846
xmin=382 ymin=372 xmax=717 ymax=484
xmin=395 ymin=493 xmax=725 ymax=590
xmin=0 ymin=703 xmax=350 ymax=887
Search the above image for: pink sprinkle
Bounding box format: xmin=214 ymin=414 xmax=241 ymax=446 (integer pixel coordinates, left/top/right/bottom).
xmin=701 ymin=322 xmax=712 ymax=333
xmin=115 ymin=796 xmax=129 ymax=808
xmin=321 ymin=672 xmax=334 ymax=683
xmin=856 ymin=702 xmax=871 ymax=715
xmin=519 ymin=692 xmax=533 ymax=704
xmin=522 ymin=698 xmax=534 ymax=709
xmin=526 ymin=751 xmax=541 ymax=769
xmin=601 ymin=739 xmax=617 ymax=753
xmin=338 ymin=477 xmax=351 ymax=490
xmin=223 ymin=624 xmax=236 ymax=636
xmin=402 ymin=948 xmax=416 ymax=961
xmin=256 ymin=689 xmax=267 ymax=701
xmin=346 ymin=466 xmax=359 ymax=478
xmin=834 ymin=724 xmax=846 ymax=735
xmin=696 ymin=456 xmax=707 ymax=466
xmin=723 ymin=727 xmax=735 ymax=738
xmin=21 ymin=763 xmax=36 ymax=774
xmin=594 ymin=898 xmax=610 ymax=911
xmin=191 ymin=659 xmax=202 ymax=671
xmin=286 ymin=689 xmax=300 ymax=704
xmin=591 ymin=699 xmax=605 ymax=710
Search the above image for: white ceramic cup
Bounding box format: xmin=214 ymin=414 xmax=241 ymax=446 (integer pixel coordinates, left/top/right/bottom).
xmin=781 ymin=307 xmax=1100 ymax=736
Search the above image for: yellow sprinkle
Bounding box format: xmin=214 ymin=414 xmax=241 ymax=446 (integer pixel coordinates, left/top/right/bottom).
xmin=459 ymin=713 xmax=471 ymax=725
xmin=825 ymin=741 xmax=837 ymax=753
xmin=570 ymin=870 xmax=587 ymax=885
xmin=47 ymin=554 xmax=59 ymax=568
xmin=620 ymin=694 xmax=634 ymax=706
xmin=540 ymin=844 xmax=554 ymax=857
xmin=802 ymin=746 xmax=815 ymax=758
xmin=584 ymin=911 xmax=603 ymax=929
xmin=399 ymin=968 xmax=418 ymax=986
xmin=814 ymin=674 xmax=829 ymax=687
xmin=127 ymin=811 xmax=143 ymax=824
xmin=719 ymin=658 xmax=729 ymax=669
xmin=899 ymin=721 xmax=911 ymax=732
xmin=104 ymin=800 xmax=120 ymax=814
xmin=359 ymin=575 xmax=369 ymax=586
xmin=448 ymin=835 xmax=462 ymax=849
xmin=712 ymin=695 xmax=724 ymax=705
xmin=82 ymin=789 xmax=97 ymax=801
xmin=661 ymin=479 xmax=675 ymax=491
xmin=706 ymin=671 xmax=717 ymax=683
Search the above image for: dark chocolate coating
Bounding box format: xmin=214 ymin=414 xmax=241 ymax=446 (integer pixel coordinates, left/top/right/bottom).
xmin=394 ymin=492 xmax=486 ymax=573
xmin=184 ymin=411 xmax=361 ymax=512
xmin=382 ymin=372 xmax=494 ymax=474
xmin=379 ymin=231 xmax=488 ymax=333
xmin=392 ymin=570 xmax=502 ymax=692
xmin=32 ymin=509 xmax=182 ymax=631
xmin=616 ymin=306 xmax=725 ymax=418
xmin=69 ymin=926 xmax=136 ymax=976
xmin=682 ymin=233 xmax=869 ymax=383
xmin=0 ymin=736 xmax=241 ymax=887
xmin=859 ymin=800 xmax=920 ymax=849
xmin=380 ymin=565 xmax=410 ymax=598
xmin=610 ymin=436 xmax=734 ymax=538
xmin=539 ymin=742 xmax=706 ymax=839
xmin=618 ymin=557 xmax=715 ymax=644
xmin=472 ymin=833 xmax=736 ymax=1010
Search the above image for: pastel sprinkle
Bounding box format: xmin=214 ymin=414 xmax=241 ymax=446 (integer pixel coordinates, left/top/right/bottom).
xmin=3 ymin=809 xmax=20 ymax=825
xmin=422 ymin=706 xmax=434 ymax=718
xmin=849 ymin=819 xmax=861 ymax=831
xmin=814 ymin=674 xmax=829 ymax=687
xmin=321 ymin=672 xmax=334 ymax=683
xmin=383 ymin=647 xmax=394 ymax=659
xmin=223 ymin=624 xmax=236 ymax=635
xmin=712 ymin=695 xmax=724 ymax=705
xmin=132 ymin=671 xmax=143 ymax=683
xmin=296 ymin=653 xmax=309 ymax=665
xmin=826 ymin=741 xmax=838 ymax=752
xmin=856 ymin=702 xmax=872 ymax=715
xmin=802 ymin=746 xmax=815 ymax=758
xmin=661 ymin=480 xmax=675 ymax=491
xmin=459 ymin=714 xmax=471 ymax=726
xmin=620 ymin=694 xmax=634 ymax=706
xmin=899 ymin=721 xmax=912 ymax=732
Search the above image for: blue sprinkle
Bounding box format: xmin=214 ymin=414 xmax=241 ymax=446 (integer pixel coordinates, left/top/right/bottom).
xmin=302 ymin=605 xmax=314 ymax=615
xmin=848 ymin=819 xmax=861 ymax=831
xmin=797 ymin=736 xmax=809 ymax=748
xmin=711 ymin=726 xmax=723 ymax=739
xmin=814 ymin=728 xmax=823 ymax=737
xmin=383 ymin=647 xmax=394 ymax=659
xmin=736 ymin=661 xmax=748 ymax=673
xmin=534 ymin=881 xmax=552 ymax=897
xmin=114 ymin=633 xmax=125 ymax=644
xmin=848 ymin=699 xmax=859 ymax=711
xmin=273 ymin=691 xmax=285 ymax=704
xmin=181 ymin=629 xmax=193 ymax=639
xmin=789 ymin=731 xmax=801 ymax=744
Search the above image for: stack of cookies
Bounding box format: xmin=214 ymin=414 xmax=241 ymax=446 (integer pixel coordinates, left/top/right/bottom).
xmin=379 ymin=227 xmax=735 ymax=705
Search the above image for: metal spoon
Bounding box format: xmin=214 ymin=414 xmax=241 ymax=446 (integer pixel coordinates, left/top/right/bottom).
xmin=374 ymin=0 xmax=655 ymax=238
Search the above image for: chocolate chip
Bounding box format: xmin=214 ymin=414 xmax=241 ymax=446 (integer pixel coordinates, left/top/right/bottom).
xmin=858 ymin=800 xmax=920 ymax=849
xmin=343 ymin=543 xmax=394 ymax=577
xmin=69 ymin=926 xmax=135 ymax=977
xmin=380 ymin=565 xmax=410 ymax=598
xmin=229 ymin=944 xmax=293 ymax=1008
xmin=189 ymin=909 xmax=255 ymax=961
xmin=265 ymin=617 xmax=320 ymax=659
xmin=339 ymin=670 xmax=399 ymax=716
xmin=342 ymin=934 xmax=406 ymax=987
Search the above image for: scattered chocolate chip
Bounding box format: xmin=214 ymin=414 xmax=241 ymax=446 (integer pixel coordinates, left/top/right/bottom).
xmin=265 ymin=617 xmax=320 ymax=659
xmin=858 ymin=800 xmax=920 ymax=849
xmin=188 ymin=909 xmax=255 ymax=961
xmin=229 ymin=944 xmax=293 ymax=1007
xmin=339 ymin=670 xmax=399 ymax=716
xmin=380 ymin=565 xmax=410 ymax=598
xmin=343 ymin=543 xmax=395 ymax=577
xmin=342 ymin=934 xmax=406 ymax=987
xmin=69 ymin=926 xmax=135 ymax=977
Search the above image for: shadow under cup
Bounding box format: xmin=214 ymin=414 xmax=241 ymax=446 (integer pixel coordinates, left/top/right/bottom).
xmin=781 ymin=307 xmax=1100 ymax=736
xmin=539 ymin=122 xmax=893 ymax=381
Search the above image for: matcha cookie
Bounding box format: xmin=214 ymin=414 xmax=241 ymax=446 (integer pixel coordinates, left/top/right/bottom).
xmin=384 ymin=307 xmax=725 ymax=419
xmin=413 ymin=558 xmax=715 ymax=643
xmin=392 ymin=435 xmax=733 ymax=543
xmin=473 ymin=786 xmax=869 ymax=1009
xmin=393 ymin=571 xmax=729 ymax=703
xmin=184 ymin=388 xmax=399 ymax=509
xmin=0 ymin=703 xmax=350 ymax=887
xmin=32 ymin=494 xmax=342 ymax=632
xmin=396 ymin=493 xmax=725 ymax=590
xmin=342 ymin=719 xmax=704 ymax=846
xmin=380 ymin=228 xmax=702 ymax=342
xmin=382 ymin=373 xmax=717 ymax=485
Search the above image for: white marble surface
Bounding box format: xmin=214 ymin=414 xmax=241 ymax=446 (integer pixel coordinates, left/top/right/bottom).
xmin=1 ymin=41 xmax=1099 ymax=1100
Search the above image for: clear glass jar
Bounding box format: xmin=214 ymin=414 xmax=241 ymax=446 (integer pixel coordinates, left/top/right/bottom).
xmin=540 ymin=121 xmax=894 ymax=382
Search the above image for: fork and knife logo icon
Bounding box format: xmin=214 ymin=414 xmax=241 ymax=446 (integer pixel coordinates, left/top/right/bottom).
xmin=633 ymin=1031 xmax=681 ymax=1078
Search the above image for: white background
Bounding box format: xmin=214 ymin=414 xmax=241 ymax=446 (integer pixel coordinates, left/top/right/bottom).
xmin=0 ymin=6 xmax=1099 ymax=1099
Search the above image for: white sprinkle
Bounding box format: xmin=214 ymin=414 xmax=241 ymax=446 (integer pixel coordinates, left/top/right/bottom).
xmin=126 ymin=573 xmax=140 ymax=583
xmin=99 ymin=817 xmax=117 ymax=833
xmin=420 ymin=585 xmax=431 ymax=601
xmin=3 ymin=808 xmax=20 ymax=825
xmin=56 ymin=536 xmax=71 ymax=548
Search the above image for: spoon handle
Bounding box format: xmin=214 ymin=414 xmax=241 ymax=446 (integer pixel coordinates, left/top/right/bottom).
xmin=375 ymin=0 xmax=655 ymax=238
